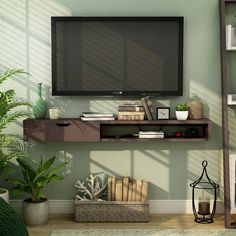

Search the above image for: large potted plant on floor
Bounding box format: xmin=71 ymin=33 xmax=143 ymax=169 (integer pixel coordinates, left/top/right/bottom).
xmin=7 ymin=156 xmax=66 ymax=226
xmin=0 ymin=69 xmax=31 ymax=203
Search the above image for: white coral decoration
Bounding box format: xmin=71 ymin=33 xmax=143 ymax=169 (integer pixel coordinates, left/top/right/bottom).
xmin=75 ymin=174 xmax=107 ymax=201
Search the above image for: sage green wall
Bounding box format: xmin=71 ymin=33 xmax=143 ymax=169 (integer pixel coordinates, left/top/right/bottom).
xmin=0 ymin=0 xmax=223 ymax=200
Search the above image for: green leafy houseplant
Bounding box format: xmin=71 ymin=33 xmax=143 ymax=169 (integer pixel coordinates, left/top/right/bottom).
xmin=0 ymin=69 xmax=31 ymax=176
xmin=7 ymin=156 xmax=66 ymax=202
xmin=175 ymin=103 xmax=188 ymax=111
xmin=0 ymin=69 xmax=31 ymax=202
xmin=175 ymin=103 xmax=189 ymax=120
xmin=7 ymin=156 xmax=66 ymax=226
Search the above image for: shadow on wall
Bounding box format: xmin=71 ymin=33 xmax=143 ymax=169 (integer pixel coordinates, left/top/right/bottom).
xmin=1 ymin=140 xmax=222 ymax=203
xmin=0 ymin=0 xmax=222 ymax=205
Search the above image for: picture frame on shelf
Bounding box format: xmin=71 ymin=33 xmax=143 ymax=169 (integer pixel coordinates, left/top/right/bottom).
xmin=156 ymin=107 xmax=170 ymax=120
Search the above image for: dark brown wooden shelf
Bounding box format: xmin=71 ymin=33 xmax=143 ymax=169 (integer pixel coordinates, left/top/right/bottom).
xmin=219 ymin=0 xmax=236 ymax=228
xmin=100 ymin=137 xmax=208 ymax=142
xmin=97 ymin=118 xmax=210 ymax=125
xmin=23 ymin=118 xmax=211 ymax=142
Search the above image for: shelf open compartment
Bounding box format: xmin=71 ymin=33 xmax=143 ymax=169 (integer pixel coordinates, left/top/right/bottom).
xmin=100 ymin=119 xmax=211 ymax=142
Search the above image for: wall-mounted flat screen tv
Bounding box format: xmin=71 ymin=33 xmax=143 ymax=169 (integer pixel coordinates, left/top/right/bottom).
xmin=51 ymin=16 xmax=184 ymax=96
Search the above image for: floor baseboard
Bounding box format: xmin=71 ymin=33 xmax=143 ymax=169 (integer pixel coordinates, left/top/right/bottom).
xmin=10 ymin=199 xmax=224 ymax=214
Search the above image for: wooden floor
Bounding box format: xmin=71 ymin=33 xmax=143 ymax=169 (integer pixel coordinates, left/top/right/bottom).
xmin=27 ymin=214 xmax=227 ymax=236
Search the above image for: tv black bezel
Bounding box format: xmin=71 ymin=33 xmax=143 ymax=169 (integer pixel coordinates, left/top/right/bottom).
xmin=51 ymin=16 xmax=184 ymax=97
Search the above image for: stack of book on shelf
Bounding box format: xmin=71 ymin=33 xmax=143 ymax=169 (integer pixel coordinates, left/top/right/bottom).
xmin=80 ymin=112 xmax=115 ymax=121
xmin=107 ymin=176 xmax=148 ymax=202
xmin=140 ymin=96 xmax=154 ymax=120
xmin=117 ymin=102 xmax=145 ymax=120
xmin=139 ymin=131 xmax=164 ymax=139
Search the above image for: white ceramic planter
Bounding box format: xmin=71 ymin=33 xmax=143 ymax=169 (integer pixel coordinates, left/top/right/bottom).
xmin=22 ymin=198 xmax=49 ymax=226
xmin=176 ymin=110 xmax=188 ymax=120
xmin=0 ymin=188 xmax=9 ymax=203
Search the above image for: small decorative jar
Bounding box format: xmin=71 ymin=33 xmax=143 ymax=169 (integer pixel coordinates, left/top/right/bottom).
xmin=187 ymin=93 xmax=203 ymax=119
xmin=32 ymin=83 xmax=47 ymax=119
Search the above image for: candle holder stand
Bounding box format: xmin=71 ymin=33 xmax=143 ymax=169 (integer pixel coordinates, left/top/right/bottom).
xmin=190 ymin=160 xmax=219 ymax=224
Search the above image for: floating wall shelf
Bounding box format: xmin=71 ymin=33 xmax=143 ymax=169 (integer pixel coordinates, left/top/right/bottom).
xmin=23 ymin=118 xmax=211 ymax=142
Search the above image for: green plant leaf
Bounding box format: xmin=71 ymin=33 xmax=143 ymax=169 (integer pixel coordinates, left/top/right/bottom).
xmin=175 ymin=103 xmax=188 ymax=111
xmin=34 ymin=156 xmax=56 ymax=184
xmin=10 ymin=187 xmax=25 ymax=196
xmin=0 ymin=68 xmax=31 ymax=183
xmin=36 ymin=192 xmax=46 ymax=201
xmin=7 ymin=154 xmax=66 ymax=201
xmin=6 ymin=178 xmax=26 ymax=186
xmin=38 ymin=156 xmax=56 ymax=173
xmin=0 ymin=69 xmax=29 ymax=87
xmin=0 ymin=166 xmax=14 ymax=178
xmin=17 ymin=158 xmax=35 ymax=179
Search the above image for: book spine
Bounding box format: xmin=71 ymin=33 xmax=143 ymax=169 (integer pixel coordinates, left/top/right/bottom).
xmin=111 ymin=176 xmax=116 ymax=201
xmin=122 ymin=176 xmax=129 ymax=201
xmin=141 ymin=180 xmax=148 ymax=201
xmin=115 ymin=180 xmax=123 ymax=201
xmin=118 ymin=106 xmax=144 ymax=112
xmin=141 ymin=97 xmax=153 ymax=120
xmin=131 ymin=180 xmax=137 ymax=201
xmin=128 ymin=182 xmax=133 ymax=201
xmin=118 ymin=114 xmax=144 ymax=121
xmin=145 ymin=96 xmax=154 ymax=119
xmin=135 ymin=180 xmax=143 ymax=201
xmin=107 ymin=176 xmax=112 ymax=201
xmin=80 ymin=117 xmax=115 ymax=121
xmin=118 ymin=112 xmax=145 ymax=115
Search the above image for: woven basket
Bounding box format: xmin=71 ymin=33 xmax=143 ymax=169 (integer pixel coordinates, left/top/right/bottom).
xmin=187 ymin=101 xmax=203 ymax=119
xmin=74 ymin=200 xmax=149 ymax=222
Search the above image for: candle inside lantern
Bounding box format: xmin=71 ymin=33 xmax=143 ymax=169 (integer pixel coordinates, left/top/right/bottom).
xmin=198 ymin=196 xmax=210 ymax=215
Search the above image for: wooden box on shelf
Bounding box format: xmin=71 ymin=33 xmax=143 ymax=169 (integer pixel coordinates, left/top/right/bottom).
xmin=74 ymin=199 xmax=149 ymax=222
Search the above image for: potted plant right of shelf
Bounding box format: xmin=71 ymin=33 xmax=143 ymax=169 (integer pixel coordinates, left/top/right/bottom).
xmin=7 ymin=156 xmax=66 ymax=226
xmin=175 ymin=103 xmax=189 ymax=120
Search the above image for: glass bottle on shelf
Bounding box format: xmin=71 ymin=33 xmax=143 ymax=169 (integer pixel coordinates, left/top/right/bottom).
xmin=32 ymin=83 xmax=47 ymax=119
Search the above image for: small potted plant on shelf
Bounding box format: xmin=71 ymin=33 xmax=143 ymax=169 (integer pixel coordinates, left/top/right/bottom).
xmin=175 ymin=103 xmax=189 ymax=120
xmin=0 ymin=69 xmax=31 ymax=203
xmin=7 ymin=156 xmax=66 ymax=226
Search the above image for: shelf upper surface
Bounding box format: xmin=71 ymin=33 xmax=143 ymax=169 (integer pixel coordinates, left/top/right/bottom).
xmin=24 ymin=118 xmax=211 ymax=125
xmin=223 ymin=0 xmax=236 ymax=3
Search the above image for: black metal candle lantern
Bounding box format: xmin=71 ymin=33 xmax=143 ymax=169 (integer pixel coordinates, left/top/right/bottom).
xmin=190 ymin=160 xmax=219 ymax=224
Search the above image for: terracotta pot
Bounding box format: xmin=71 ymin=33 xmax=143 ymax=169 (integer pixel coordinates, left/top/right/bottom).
xmin=22 ymin=198 xmax=48 ymax=226
xmin=0 ymin=188 xmax=9 ymax=203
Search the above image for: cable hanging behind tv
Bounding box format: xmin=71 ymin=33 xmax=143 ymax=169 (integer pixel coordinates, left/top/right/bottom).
xmin=51 ymin=16 xmax=184 ymax=97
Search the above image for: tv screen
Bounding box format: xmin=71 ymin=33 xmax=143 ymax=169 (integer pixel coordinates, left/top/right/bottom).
xmin=51 ymin=17 xmax=184 ymax=96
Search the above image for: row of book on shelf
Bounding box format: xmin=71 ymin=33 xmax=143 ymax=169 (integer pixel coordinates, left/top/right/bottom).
xmin=80 ymin=96 xmax=154 ymax=121
xmin=107 ymin=176 xmax=148 ymax=202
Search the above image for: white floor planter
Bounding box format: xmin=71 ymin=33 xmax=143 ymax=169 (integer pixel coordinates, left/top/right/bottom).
xmin=0 ymin=188 xmax=9 ymax=203
xmin=22 ymin=198 xmax=49 ymax=226
xmin=176 ymin=111 xmax=189 ymax=120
